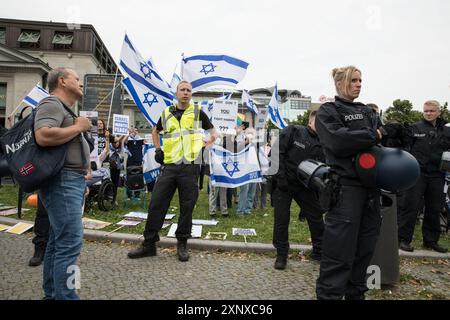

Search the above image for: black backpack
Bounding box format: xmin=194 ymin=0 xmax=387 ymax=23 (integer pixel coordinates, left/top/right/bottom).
xmin=0 ymin=98 xmax=84 ymax=192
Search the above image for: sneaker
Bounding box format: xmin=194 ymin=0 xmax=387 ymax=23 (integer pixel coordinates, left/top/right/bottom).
xmin=274 ymin=255 xmax=287 ymax=270
xmin=127 ymin=242 xmax=157 ymax=259
xmin=29 ymin=247 xmax=45 ymax=267
xmin=177 ymin=240 xmax=189 ymax=262
xmin=209 ymin=212 xmax=216 ymax=217
xmin=399 ymin=241 xmax=414 ymax=252
xmin=423 ymin=242 xmax=448 ymax=253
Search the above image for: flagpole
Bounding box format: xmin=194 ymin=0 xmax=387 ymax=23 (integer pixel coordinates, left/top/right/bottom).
xmin=180 ymin=53 xmax=184 ymax=79
xmin=106 ymin=66 xmax=120 ymax=129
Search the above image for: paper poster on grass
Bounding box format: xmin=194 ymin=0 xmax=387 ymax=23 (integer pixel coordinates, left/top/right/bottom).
xmin=116 ymin=219 xmax=141 ymax=226
xmin=211 ymin=100 xmax=238 ymax=135
xmin=232 ymin=228 xmax=257 ymax=236
xmin=192 ymin=219 xmax=218 ymax=226
xmin=6 ymin=222 xmax=34 ymax=235
xmin=112 ymin=114 xmax=130 ymax=136
xmin=0 ymin=224 xmax=10 ymax=232
xmin=80 ymin=111 xmax=99 ymax=162
xmin=124 ymin=211 xmax=148 ymax=220
xmin=167 ymin=224 xmax=202 ymax=238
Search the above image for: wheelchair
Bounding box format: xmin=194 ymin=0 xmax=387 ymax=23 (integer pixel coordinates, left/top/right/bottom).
xmin=85 ymin=168 xmax=116 ymax=212
xmin=123 ymin=165 xmax=147 ymax=208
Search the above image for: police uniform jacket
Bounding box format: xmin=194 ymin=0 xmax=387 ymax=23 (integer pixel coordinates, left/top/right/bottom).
xmin=406 ymin=118 xmax=450 ymax=176
xmin=315 ymin=96 xmax=380 ymax=184
xmin=277 ymin=125 xmax=325 ymax=183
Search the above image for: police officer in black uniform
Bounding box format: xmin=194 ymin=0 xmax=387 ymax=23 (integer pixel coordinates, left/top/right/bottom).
xmin=397 ymin=100 xmax=449 ymax=253
xmin=272 ymin=110 xmax=325 ymax=269
xmin=315 ymin=66 xmax=383 ymax=300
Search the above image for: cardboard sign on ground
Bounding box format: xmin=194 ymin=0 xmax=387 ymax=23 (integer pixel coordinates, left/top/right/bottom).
xmin=6 ymin=222 xmax=34 ymax=235
xmin=82 ymin=218 xmax=112 ymax=230
xmin=167 ymin=224 xmax=202 ymax=238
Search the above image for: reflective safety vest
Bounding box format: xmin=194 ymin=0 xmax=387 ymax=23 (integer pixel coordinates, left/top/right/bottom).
xmin=161 ymin=103 xmax=203 ymax=164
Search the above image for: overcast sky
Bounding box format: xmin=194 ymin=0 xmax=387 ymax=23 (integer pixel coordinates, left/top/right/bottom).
xmin=2 ymin=0 xmax=449 ymax=110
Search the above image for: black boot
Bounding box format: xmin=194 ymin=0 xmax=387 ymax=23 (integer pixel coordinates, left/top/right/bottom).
xmin=127 ymin=242 xmax=156 ymax=259
xmin=29 ymin=247 xmax=45 ymax=267
xmin=177 ymin=240 xmax=189 ymax=262
xmin=274 ymin=255 xmax=287 ymax=270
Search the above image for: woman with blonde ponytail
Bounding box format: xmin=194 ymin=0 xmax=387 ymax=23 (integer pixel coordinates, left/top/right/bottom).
xmin=314 ymin=66 xmax=383 ymax=300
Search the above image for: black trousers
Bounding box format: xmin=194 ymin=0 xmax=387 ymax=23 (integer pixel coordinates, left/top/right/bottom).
xmin=143 ymin=164 xmax=199 ymax=243
xmin=32 ymin=198 xmax=49 ymax=250
xmin=110 ymin=168 xmax=121 ymax=202
xmin=398 ymin=173 xmax=444 ymax=244
xmin=272 ymin=183 xmax=324 ymax=256
xmin=316 ymin=185 xmax=381 ymax=300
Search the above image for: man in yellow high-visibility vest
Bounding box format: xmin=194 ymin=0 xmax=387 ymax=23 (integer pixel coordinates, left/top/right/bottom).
xmin=128 ymin=80 xmax=218 ymax=262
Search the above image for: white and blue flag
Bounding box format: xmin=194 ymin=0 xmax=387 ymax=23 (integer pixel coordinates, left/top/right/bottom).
xmin=200 ymin=92 xmax=232 ymax=121
xmin=142 ymin=143 xmax=161 ymax=183
xmin=181 ymin=54 xmax=249 ymax=92
xmin=209 ymin=144 xmax=262 ymax=188
xmin=22 ymin=84 xmax=49 ymax=108
xmin=241 ymin=89 xmax=259 ymax=114
xmin=119 ymin=34 xmax=173 ymax=126
xmin=267 ymin=83 xmax=287 ymax=129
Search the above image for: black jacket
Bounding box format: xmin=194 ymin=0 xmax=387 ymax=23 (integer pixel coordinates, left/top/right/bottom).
xmin=405 ymin=118 xmax=450 ymax=176
xmin=315 ymin=96 xmax=379 ymax=183
xmin=276 ymin=124 xmax=324 ymax=183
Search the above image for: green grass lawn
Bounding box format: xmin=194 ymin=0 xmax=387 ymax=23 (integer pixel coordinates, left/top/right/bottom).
xmin=0 ymin=183 xmax=449 ymax=248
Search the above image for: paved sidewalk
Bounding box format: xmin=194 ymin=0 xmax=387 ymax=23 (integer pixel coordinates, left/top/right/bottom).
xmin=1 ymin=232 xmax=449 ymax=300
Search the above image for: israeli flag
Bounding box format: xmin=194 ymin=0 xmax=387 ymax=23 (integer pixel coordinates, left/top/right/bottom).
xmin=22 ymin=85 xmax=49 ymax=108
xmin=268 ymin=83 xmax=287 ymax=129
xmin=200 ymin=92 xmax=232 ymax=121
xmin=241 ymin=89 xmax=259 ymax=114
xmin=182 ymin=54 xmax=249 ymax=92
xmin=142 ymin=143 xmax=161 ymax=183
xmin=119 ymin=34 xmax=174 ymax=126
xmin=169 ymin=68 xmax=182 ymax=101
xmin=209 ymin=144 xmax=262 ymax=188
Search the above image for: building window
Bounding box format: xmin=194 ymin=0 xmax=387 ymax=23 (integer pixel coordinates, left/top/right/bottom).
xmin=52 ymin=31 xmax=73 ymax=50
xmin=290 ymin=100 xmax=301 ymax=109
xmin=18 ymin=29 xmax=40 ymax=48
xmin=134 ymin=111 xmax=153 ymax=131
xmin=0 ymin=28 xmax=5 ymax=45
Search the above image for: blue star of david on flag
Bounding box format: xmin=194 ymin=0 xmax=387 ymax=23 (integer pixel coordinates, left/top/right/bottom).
xmin=222 ymin=158 xmax=240 ymax=177
xmin=200 ymin=63 xmax=217 ymax=75
xmin=140 ymin=62 xmax=153 ymax=79
xmin=142 ymin=92 xmax=158 ymax=107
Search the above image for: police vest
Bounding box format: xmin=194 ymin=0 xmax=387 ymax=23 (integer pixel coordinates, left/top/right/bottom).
xmin=161 ymin=103 xmax=203 ymax=164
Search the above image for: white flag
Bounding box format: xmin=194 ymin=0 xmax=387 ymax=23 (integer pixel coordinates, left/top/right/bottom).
xmin=22 ymin=84 xmax=49 ymax=108
xmin=182 ymin=54 xmax=249 ymax=92
xmin=119 ymin=34 xmax=173 ymax=126
xmin=267 ymin=83 xmax=287 ymax=129
xmin=209 ymin=144 xmax=262 ymax=188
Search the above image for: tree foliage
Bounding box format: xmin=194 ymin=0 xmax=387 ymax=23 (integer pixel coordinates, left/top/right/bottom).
xmin=384 ymin=99 xmax=422 ymax=124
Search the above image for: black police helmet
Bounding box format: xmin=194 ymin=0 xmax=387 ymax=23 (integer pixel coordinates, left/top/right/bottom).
xmin=297 ymin=159 xmax=330 ymax=192
xmin=356 ymin=146 xmax=420 ymax=192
